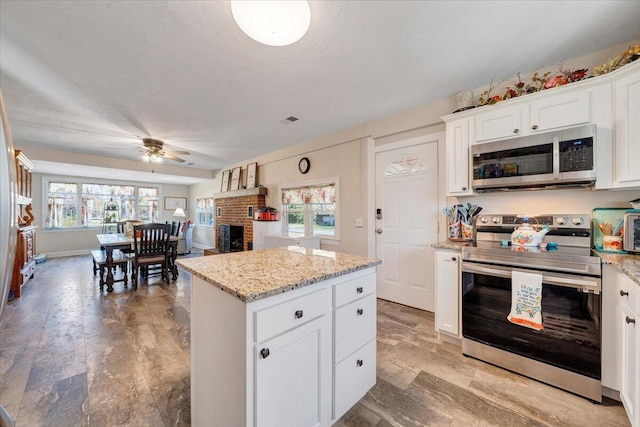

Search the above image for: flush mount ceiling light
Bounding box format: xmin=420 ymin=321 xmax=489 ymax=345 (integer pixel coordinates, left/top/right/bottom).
xmin=231 ymin=0 xmax=311 ymax=47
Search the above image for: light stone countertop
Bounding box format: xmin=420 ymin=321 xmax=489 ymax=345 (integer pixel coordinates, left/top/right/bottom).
xmin=176 ymin=246 xmax=381 ymax=302
xmin=594 ymin=251 xmax=640 ymax=286
xmin=432 ymin=241 xmax=473 ymax=251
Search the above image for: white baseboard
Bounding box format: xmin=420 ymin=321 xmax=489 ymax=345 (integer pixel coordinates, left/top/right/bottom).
xmin=44 ymin=249 xmax=93 ymax=258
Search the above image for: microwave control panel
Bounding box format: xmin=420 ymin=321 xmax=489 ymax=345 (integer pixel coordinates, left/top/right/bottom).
xmin=559 ymin=137 xmax=593 ymax=172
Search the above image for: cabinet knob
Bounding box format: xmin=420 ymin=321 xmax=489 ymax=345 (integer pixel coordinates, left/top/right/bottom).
xmin=461 ymin=186 xmax=467 ymax=191
xmin=356 ymin=308 xmax=364 ymax=316
xmin=294 ymin=310 xmax=304 ymax=319
xmin=513 ymin=128 xmax=520 ymax=134
xmin=260 ymin=348 xmax=270 ymax=358
xmin=620 ymin=290 xmax=629 ymax=297
xmin=356 ymin=286 xmax=363 ymax=294
xmin=626 ymin=316 xmax=636 ymax=324
xmin=531 ymin=125 xmax=538 ymax=130
xmin=451 ymin=257 xmax=457 ymax=261
xmin=356 ymin=359 xmax=363 ymax=367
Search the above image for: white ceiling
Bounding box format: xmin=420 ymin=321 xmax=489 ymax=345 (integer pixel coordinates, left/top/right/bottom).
xmin=1 ymin=1 xmax=639 ymax=177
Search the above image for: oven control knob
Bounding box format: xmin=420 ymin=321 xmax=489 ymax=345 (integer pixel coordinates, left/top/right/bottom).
xmin=572 ymin=217 xmax=583 ymax=226
xmin=556 ymin=217 xmax=566 ymax=225
xmin=492 ymin=217 xmax=500 ymax=224
xmin=480 ymin=217 xmax=489 ymax=224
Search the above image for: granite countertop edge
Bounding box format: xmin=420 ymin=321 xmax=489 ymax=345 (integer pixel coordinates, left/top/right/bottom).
xmin=177 ymin=254 xmax=381 ymax=302
xmin=594 ymin=251 xmax=640 ymax=287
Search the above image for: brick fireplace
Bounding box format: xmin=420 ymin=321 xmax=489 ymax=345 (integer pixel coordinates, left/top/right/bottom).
xmin=214 ymin=187 xmax=268 ymax=251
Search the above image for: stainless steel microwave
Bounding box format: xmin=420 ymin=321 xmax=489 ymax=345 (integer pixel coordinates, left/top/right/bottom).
xmin=471 ymin=124 xmax=596 ymax=192
xmin=623 ymin=211 xmax=640 ymax=253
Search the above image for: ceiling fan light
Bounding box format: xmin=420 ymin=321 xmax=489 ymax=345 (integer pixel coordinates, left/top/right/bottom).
xmin=141 ymin=153 xmax=151 ymax=163
xmin=231 ymin=0 xmax=311 ymax=47
xmin=149 ymin=153 xmax=164 ymax=164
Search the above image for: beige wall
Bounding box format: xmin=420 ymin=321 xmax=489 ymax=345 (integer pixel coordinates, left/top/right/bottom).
xmin=31 ymin=173 xmax=189 ymax=256
xmin=193 ymin=40 xmax=640 ymax=254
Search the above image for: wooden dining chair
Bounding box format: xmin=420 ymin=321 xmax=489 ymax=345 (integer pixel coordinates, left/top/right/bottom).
xmin=131 ymin=223 xmax=171 ymax=289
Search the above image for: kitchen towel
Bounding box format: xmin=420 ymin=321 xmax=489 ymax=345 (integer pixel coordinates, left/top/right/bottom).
xmin=507 ymin=270 xmax=544 ymax=331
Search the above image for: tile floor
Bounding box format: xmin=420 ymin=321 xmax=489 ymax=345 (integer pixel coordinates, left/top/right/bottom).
xmin=0 ymin=253 xmax=631 ymax=426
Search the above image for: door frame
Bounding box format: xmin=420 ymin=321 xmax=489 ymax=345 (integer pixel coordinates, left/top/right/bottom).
xmin=366 ymin=131 xmax=446 ymax=258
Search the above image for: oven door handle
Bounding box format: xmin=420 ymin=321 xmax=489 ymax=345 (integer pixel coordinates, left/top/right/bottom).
xmin=462 ymin=262 xmax=601 ymax=291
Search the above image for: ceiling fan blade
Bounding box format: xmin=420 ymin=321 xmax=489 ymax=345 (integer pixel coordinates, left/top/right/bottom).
xmin=163 ymin=154 xmax=186 ymax=163
xmin=163 ymin=149 xmax=191 ymax=156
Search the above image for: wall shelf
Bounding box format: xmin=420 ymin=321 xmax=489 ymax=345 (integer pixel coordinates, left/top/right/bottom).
xmin=213 ymin=186 xmax=267 ymax=200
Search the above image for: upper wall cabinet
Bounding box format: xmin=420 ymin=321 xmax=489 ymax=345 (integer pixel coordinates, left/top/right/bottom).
xmin=445 ymin=118 xmax=473 ymax=196
xmin=474 ymin=90 xmax=591 ymax=143
xmin=613 ymin=65 xmax=640 ymax=188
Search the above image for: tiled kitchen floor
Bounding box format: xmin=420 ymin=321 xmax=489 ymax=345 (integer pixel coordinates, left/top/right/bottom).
xmin=0 ymin=254 xmax=630 ymax=426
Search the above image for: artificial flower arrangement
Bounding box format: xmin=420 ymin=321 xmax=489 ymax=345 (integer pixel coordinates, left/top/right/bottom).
xmin=474 ymin=44 xmax=639 ymax=107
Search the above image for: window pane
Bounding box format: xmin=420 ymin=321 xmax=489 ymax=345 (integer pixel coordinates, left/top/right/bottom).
xmin=46 ymin=182 xmax=79 ymax=228
xmin=138 ymin=187 xmax=159 ymax=222
xmin=284 ymin=203 xmax=305 ymax=234
xmin=311 ymin=203 xmax=335 ymax=236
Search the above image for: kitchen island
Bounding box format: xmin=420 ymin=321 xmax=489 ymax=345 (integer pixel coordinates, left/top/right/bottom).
xmin=177 ymin=246 xmax=380 ymax=427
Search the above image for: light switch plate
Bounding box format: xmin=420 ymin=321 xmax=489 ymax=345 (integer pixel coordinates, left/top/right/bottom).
xmin=354 ymin=218 xmax=363 ymax=228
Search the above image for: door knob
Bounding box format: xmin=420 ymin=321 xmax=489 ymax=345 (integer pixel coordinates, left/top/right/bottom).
xmin=376 ymin=229 xmax=383 ymax=234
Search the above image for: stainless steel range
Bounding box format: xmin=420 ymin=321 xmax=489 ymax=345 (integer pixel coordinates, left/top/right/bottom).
xmin=461 ymin=213 xmax=602 ymax=402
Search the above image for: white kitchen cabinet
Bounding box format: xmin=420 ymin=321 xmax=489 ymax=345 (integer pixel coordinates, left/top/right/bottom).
xmin=474 ymin=90 xmax=590 ymax=143
xmin=620 ymin=275 xmax=639 ymax=427
xmin=444 ymin=118 xmax=473 ymax=196
xmin=529 ymin=90 xmax=590 ymax=132
xmin=474 ymin=106 xmax=525 ymax=142
xmin=435 ymin=249 xmax=460 ymax=338
xmin=613 ymin=65 xmax=640 ymax=188
xmin=332 ymin=271 xmax=377 ymax=422
xmin=264 ymin=232 xmax=321 ymax=249
xmin=602 ymin=265 xmax=622 ymax=393
xmin=253 ymin=221 xmax=281 ymax=250
xmin=255 ymin=316 xmax=328 ymax=427
xmin=190 ymin=266 xmax=377 ymax=427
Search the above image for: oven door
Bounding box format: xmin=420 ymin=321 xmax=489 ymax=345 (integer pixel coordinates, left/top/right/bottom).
xmin=461 ymin=261 xmax=601 ymax=380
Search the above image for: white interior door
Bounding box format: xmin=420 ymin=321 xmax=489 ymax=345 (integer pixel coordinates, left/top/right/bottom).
xmin=375 ymin=141 xmax=438 ymax=311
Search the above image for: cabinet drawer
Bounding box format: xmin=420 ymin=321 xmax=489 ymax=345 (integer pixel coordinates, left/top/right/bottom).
xmin=333 ymin=339 xmax=376 ymax=421
xmin=620 ymin=275 xmax=639 ymax=314
xmin=334 ymin=293 xmax=376 ymax=362
xmin=334 ymin=273 xmax=375 ymax=308
xmin=255 ymin=288 xmax=330 ymax=343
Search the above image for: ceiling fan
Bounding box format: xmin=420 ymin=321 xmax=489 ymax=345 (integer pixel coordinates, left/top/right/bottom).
xmin=139 ymin=138 xmax=191 ymax=164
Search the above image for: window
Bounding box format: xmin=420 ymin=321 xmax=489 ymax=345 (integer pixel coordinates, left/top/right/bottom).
xmin=196 ymin=197 xmax=214 ymax=226
xmin=44 ymin=178 xmax=160 ymax=229
xmin=45 ymin=182 xmax=78 ymax=228
xmin=281 ymin=180 xmax=338 ymax=238
xmin=137 ymin=187 xmax=160 ymax=223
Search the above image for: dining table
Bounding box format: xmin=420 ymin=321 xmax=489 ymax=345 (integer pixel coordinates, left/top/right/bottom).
xmin=96 ymin=233 xmax=179 ymax=292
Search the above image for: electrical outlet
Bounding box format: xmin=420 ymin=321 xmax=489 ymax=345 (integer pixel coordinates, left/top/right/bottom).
xmin=354 ymin=218 xmax=363 ymax=228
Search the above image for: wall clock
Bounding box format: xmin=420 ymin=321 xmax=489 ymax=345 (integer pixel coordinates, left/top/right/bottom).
xmin=298 ymin=157 xmax=310 ymax=174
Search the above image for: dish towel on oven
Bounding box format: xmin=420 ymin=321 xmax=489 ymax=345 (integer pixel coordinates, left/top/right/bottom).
xmin=507 ymin=270 xmax=544 ymax=331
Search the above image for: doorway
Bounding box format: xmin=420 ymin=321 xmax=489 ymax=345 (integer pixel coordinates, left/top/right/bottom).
xmin=374 ymin=136 xmax=440 ymax=311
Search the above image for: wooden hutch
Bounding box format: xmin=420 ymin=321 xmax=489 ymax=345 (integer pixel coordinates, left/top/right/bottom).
xmin=11 ymin=150 xmax=36 ymax=298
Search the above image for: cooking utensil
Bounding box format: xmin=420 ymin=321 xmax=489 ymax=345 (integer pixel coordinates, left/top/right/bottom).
xmin=612 ymin=218 xmax=624 ymax=236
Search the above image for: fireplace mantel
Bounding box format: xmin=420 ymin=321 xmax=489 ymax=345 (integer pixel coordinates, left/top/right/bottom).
xmin=214 ymin=187 xmax=267 ymax=200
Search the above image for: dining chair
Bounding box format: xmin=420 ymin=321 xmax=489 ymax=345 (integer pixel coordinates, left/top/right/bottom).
xmin=131 ymin=223 xmax=171 ymax=289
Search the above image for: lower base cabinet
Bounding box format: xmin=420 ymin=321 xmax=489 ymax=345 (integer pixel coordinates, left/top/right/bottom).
xmin=191 ymin=268 xmax=376 ymax=426
xmin=256 ymin=317 xmax=329 ymax=427
xmin=620 ymin=274 xmax=639 ymax=427
xmin=434 ymin=249 xmax=460 ymax=338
